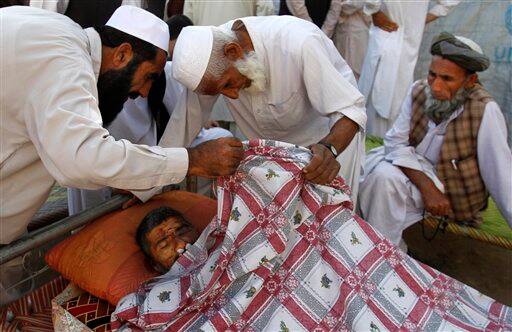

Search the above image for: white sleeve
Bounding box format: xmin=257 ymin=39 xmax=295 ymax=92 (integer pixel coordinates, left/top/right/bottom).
xmin=24 ymin=53 xmax=188 ymax=191
xmin=301 ymin=35 xmax=367 ymax=131
xmin=256 ymin=0 xmax=275 ymax=16
xmin=383 ymin=84 xmax=424 ymax=171
xmin=286 ymin=0 xmax=312 ymax=22
xmin=477 ymin=102 xmax=512 ymax=227
xmin=321 ymin=0 xmax=343 ymax=38
xmin=429 ymin=0 xmax=460 ymax=17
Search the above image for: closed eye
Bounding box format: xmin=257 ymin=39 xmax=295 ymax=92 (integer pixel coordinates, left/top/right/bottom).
xmin=157 ymin=239 xmax=169 ymax=249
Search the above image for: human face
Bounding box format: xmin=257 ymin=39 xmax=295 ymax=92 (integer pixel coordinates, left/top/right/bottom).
xmin=146 ymin=216 xmax=199 ymax=270
xmin=427 ymin=56 xmax=469 ymax=101
xmin=128 ymin=49 xmax=167 ymax=99
xmin=200 ymin=65 xmax=252 ymax=99
xmin=97 ymin=49 xmax=167 ymax=127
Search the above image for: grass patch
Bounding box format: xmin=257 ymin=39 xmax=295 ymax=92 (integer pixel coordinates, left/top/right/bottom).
xmin=365 ymin=135 xmax=384 ymax=152
xmin=481 ymin=199 xmax=511 ymax=240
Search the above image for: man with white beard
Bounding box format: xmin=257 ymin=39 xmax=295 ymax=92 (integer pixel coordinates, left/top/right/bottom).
xmin=358 ymin=33 xmax=511 ymax=246
xmin=159 ymin=16 xmax=367 ymax=203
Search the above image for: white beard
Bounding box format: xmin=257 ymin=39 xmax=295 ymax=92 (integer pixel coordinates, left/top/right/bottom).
xmin=234 ymin=51 xmax=267 ymax=95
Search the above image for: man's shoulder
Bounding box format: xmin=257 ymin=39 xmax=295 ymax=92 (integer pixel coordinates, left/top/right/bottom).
xmin=469 ymin=84 xmax=495 ymax=105
xmin=4 ymin=6 xmax=85 ymax=46
xmin=243 ymin=15 xmax=323 ymax=46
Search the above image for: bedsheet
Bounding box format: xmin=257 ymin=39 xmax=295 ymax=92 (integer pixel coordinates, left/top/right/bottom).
xmin=112 ymin=140 xmax=511 ymax=331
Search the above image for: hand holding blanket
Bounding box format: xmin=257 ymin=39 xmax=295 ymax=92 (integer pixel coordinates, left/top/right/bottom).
xmin=112 ymin=140 xmax=511 ymax=331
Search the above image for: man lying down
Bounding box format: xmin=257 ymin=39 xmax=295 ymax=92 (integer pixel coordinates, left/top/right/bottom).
xmin=113 ymin=140 xmax=511 ymax=331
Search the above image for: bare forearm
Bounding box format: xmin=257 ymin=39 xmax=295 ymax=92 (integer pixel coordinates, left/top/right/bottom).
xmin=320 ymin=117 xmax=359 ymax=154
xmin=399 ymin=166 xmax=453 ymax=216
xmin=399 ymin=166 xmax=437 ymax=195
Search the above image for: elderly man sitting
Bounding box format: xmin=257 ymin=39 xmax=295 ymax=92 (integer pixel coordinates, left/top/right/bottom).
xmin=358 ymin=32 xmax=511 ymax=246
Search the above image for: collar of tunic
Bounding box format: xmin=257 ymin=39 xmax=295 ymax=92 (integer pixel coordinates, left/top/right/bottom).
xmin=84 ymin=27 xmax=102 ymax=81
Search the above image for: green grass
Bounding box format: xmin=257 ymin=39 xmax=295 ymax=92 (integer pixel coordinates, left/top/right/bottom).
xmin=365 ymin=135 xmax=384 ymax=152
xmin=481 ymin=199 xmax=511 ymax=240
xmin=364 ymin=136 xmax=511 ymax=240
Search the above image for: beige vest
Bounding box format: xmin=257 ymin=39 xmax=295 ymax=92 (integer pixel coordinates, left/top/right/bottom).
xmin=409 ymin=80 xmax=494 ymax=226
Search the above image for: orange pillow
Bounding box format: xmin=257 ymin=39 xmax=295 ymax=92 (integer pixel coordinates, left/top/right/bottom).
xmin=45 ymin=191 xmax=217 ymax=305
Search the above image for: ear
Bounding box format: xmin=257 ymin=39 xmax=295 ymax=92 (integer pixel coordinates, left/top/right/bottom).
xmin=224 ymin=42 xmax=244 ymax=62
xmin=464 ymin=73 xmax=478 ymax=89
xmin=111 ymin=42 xmax=134 ymax=69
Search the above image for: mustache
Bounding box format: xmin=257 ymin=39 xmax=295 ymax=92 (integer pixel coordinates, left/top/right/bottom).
xmin=423 ymin=85 xmax=468 ymax=122
xmin=234 ymin=51 xmax=267 ymax=95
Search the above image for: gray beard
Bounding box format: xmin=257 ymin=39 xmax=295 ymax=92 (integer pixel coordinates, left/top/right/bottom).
xmin=423 ymin=86 xmax=469 ymax=123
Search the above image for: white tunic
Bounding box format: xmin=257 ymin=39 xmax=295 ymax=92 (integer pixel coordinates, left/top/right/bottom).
xmin=162 ymin=16 xmax=367 ymax=202
xmin=358 ymin=0 xmax=460 ymax=137
xmin=332 ymin=1 xmax=374 ymax=78
xmin=183 ymin=0 xmax=274 ymax=26
xmin=285 ymin=0 xmax=343 ymax=38
xmin=0 ymin=7 xmax=188 ymax=243
xmin=29 ymin=0 xmax=143 ymax=14
xmin=358 ymin=84 xmax=512 ymax=245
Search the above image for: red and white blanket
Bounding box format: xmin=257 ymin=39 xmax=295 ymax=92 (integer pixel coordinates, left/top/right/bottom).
xmin=112 ymin=140 xmax=511 ymax=331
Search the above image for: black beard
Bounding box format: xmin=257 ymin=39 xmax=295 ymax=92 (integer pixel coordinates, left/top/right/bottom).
xmin=96 ymin=59 xmax=140 ymax=127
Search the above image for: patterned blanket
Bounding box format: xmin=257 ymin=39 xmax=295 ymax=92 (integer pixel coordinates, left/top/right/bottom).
xmin=112 ymin=140 xmax=511 ymax=331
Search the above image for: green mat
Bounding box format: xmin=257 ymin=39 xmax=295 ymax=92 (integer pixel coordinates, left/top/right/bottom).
xmin=364 ymin=135 xmax=511 ymax=240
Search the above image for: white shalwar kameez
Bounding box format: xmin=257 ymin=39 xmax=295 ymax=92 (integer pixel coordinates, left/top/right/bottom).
xmin=183 ymin=0 xmax=274 ymax=26
xmin=67 ymin=62 xmax=232 ymax=214
xmin=332 ymin=1 xmax=375 ymax=78
xmin=29 ymin=0 xmax=144 ymax=14
xmin=0 ymin=7 xmax=189 ymax=244
xmin=358 ymin=0 xmax=460 ymax=137
xmin=358 ymin=85 xmax=512 ymax=245
xmin=285 ymin=0 xmax=342 ymax=38
xmin=163 ymin=16 xmax=367 ymax=203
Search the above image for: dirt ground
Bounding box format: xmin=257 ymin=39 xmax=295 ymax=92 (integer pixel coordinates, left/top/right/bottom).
xmin=403 ymin=223 xmax=512 ymax=306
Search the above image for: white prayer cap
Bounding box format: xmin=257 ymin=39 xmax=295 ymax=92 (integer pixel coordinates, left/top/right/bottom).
xmin=172 ymin=26 xmax=214 ymax=90
xmin=106 ymin=6 xmax=170 ymax=53
xmin=455 ymin=35 xmax=484 ymax=54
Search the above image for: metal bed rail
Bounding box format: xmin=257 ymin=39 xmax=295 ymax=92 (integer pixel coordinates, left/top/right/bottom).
xmin=0 ymin=194 xmax=130 ymax=265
